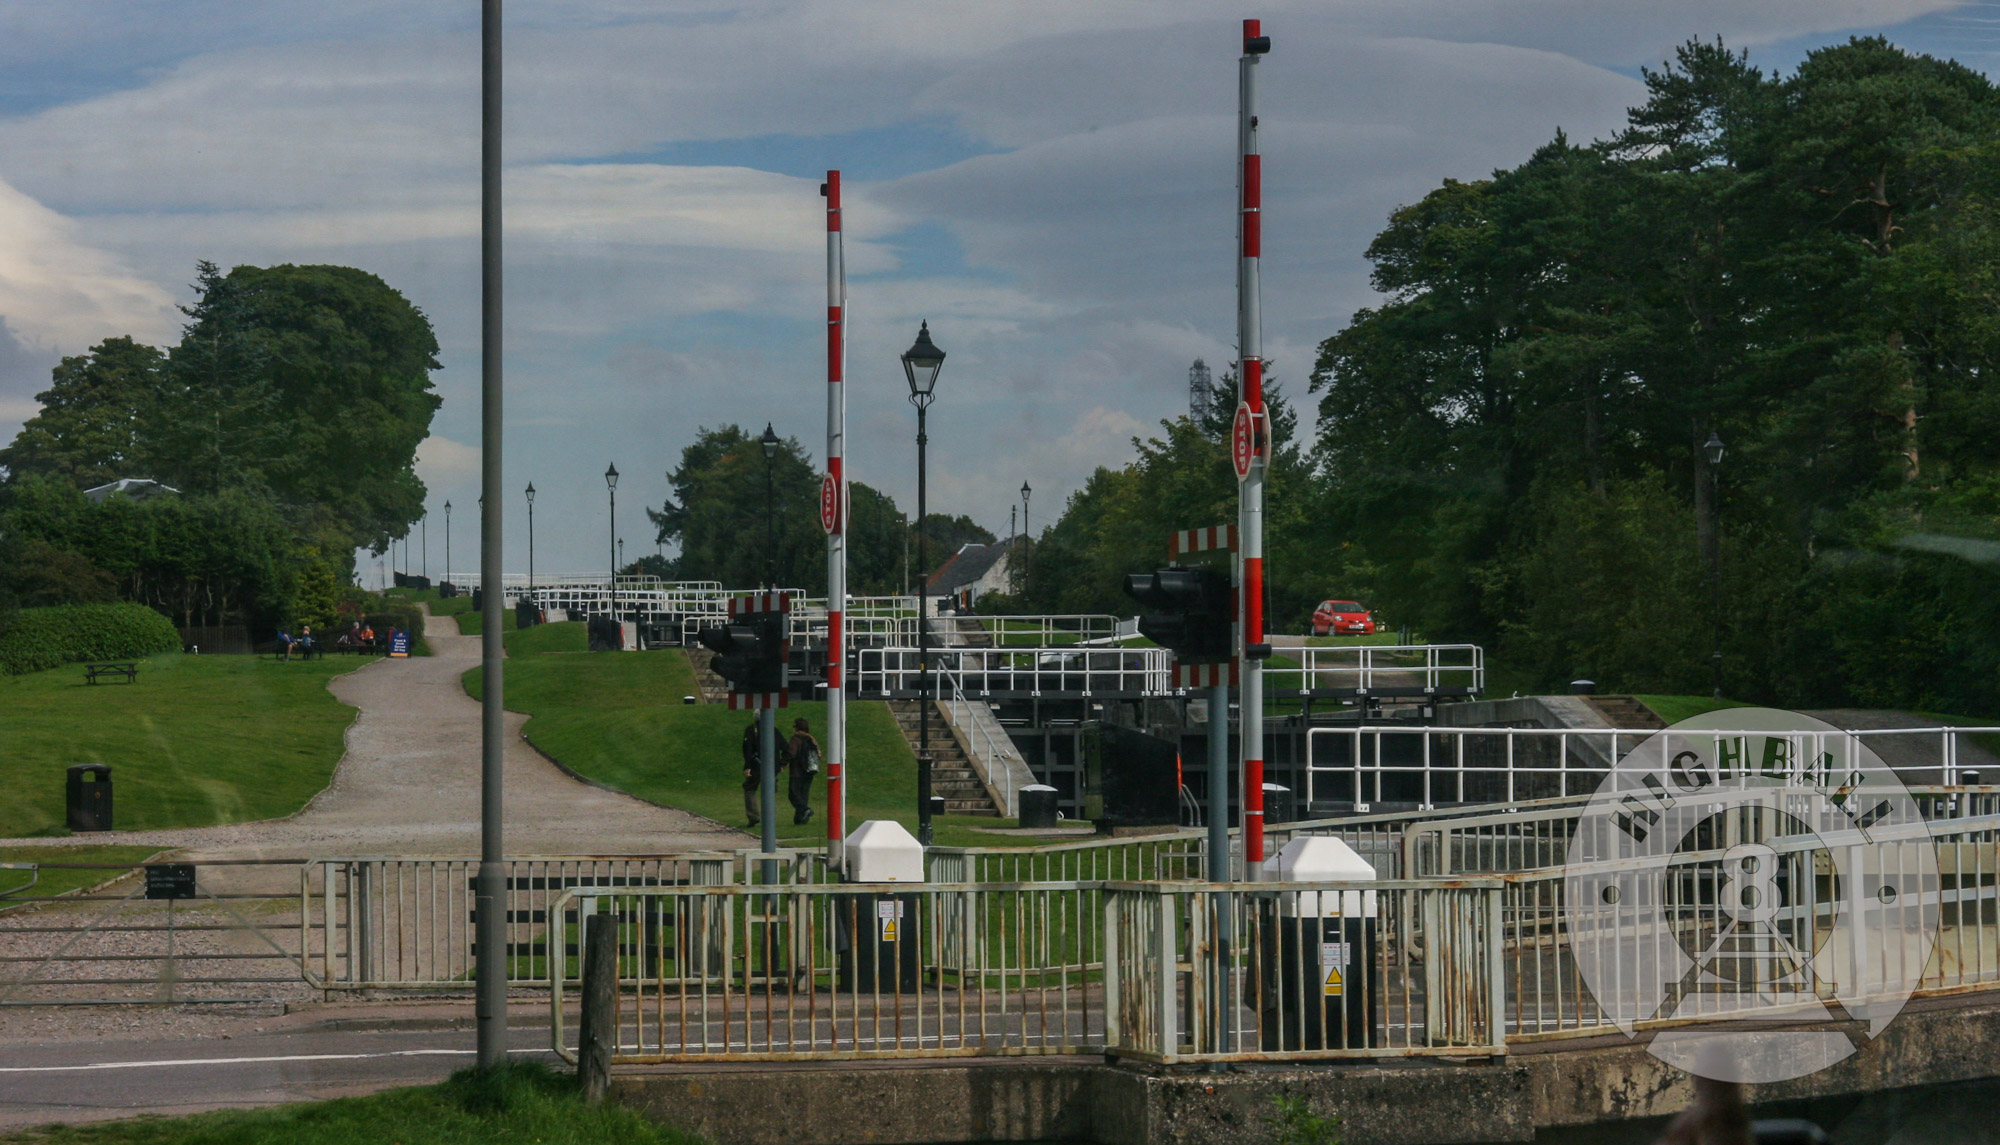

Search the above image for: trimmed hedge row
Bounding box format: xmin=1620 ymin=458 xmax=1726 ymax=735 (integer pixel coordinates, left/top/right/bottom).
xmin=0 ymin=603 xmax=181 ymax=675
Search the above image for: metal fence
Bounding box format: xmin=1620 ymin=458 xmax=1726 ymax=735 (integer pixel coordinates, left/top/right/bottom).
xmin=548 ymin=881 xmax=1105 ymax=1062
xmin=1307 ymin=724 xmax=2000 ymax=808
xmin=857 ymin=646 xmax=1171 ymax=698
xmin=1263 ymin=644 xmax=1484 ymax=698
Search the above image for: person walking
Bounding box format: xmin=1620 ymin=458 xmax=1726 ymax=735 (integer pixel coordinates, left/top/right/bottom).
xmin=784 ymin=716 xmax=820 ymax=825
xmin=741 ymin=719 xmax=762 ymax=828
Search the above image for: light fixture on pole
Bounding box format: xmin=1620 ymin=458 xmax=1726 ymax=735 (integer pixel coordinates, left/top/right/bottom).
xmin=524 ymin=483 xmax=537 ymax=609
xmin=1020 ymin=480 xmax=1032 ymax=598
xmin=1702 ymin=428 xmax=1725 ymax=700
xmin=421 ymin=512 xmax=428 ymax=582
xmin=902 ymin=321 xmax=946 ymax=846
xmin=761 ymin=423 xmax=780 ymax=589
xmin=443 ymin=501 xmax=452 ymax=589
xmin=604 ymin=464 xmax=619 ymax=619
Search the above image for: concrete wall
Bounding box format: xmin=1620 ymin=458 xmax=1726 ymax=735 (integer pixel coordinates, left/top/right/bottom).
xmin=614 ymin=995 xmax=2000 ymax=1145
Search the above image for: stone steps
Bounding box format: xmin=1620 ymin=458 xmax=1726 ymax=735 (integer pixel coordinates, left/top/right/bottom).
xmin=1584 ymin=695 xmax=1668 ymax=731
xmin=888 ymin=699 xmax=1001 ymax=816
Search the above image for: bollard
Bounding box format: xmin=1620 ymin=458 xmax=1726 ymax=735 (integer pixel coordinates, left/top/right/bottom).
xmin=579 ymin=911 xmax=617 ymax=1103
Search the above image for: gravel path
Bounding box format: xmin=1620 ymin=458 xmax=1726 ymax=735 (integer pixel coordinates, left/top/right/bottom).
xmin=0 ymin=612 xmax=747 ymax=860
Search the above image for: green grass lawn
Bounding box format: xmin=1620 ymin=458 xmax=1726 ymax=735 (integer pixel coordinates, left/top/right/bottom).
xmin=0 ymin=1064 xmax=699 ymax=1145
xmin=0 ymin=653 xmax=361 ymax=838
xmin=453 ymin=606 xmax=518 ymax=636
xmin=465 ymin=623 xmax=1015 ymax=848
xmin=1634 ymin=694 xmax=1757 ymax=725
xmin=0 ymin=845 xmax=165 ymax=900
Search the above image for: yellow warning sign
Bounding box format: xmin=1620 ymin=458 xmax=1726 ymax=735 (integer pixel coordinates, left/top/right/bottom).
xmin=877 ymin=900 xmax=903 ymax=943
xmin=1320 ymin=942 xmax=1349 ymax=997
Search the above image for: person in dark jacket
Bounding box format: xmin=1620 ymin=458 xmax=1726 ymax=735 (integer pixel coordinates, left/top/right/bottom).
xmin=784 ymin=717 xmax=820 ymax=825
xmin=741 ymin=719 xmax=762 ymax=827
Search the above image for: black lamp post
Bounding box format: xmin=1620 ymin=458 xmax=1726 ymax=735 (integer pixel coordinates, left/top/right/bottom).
xmin=421 ymin=512 xmax=428 ymax=582
xmin=443 ymin=500 xmax=452 ymax=589
xmin=761 ymin=423 xmax=780 ymax=588
xmin=604 ymin=464 xmax=620 ymax=619
xmin=902 ymin=321 xmax=946 ymax=845
xmin=1702 ymin=429 xmax=1726 ymax=700
xmin=524 ymin=483 xmax=536 ymax=608
xmin=1020 ymin=479 xmax=1031 ymax=599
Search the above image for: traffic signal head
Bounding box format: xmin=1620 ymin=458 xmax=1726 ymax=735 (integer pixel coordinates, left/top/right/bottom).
xmin=1123 ymin=565 xmax=1232 ymax=662
xmin=697 ymin=614 xmax=787 ymax=695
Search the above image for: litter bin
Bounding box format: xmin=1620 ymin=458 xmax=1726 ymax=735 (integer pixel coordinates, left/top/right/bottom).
xmin=67 ymin=764 xmax=112 ymax=832
xmin=1259 ymin=836 xmax=1377 ymax=1051
xmin=515 ymin=599 xmax=539 ymax=629
xmin=1019 ymin=784 xmax=1060 ymax=829
xmin=470 ymin=588 xmax=483 ymax=614
xmin=836 ymin=821 xmax=924 ymax=993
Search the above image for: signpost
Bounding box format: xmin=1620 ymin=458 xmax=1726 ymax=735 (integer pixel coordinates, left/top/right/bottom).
xmin=389 ymin=630 xmax=411 ymax=659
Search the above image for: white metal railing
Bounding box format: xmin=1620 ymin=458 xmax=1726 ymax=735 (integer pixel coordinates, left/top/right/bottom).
xmin=935 ymin=669 xmax=1038 ymax=816
xmin=1499 ymin=812 xmax=2000 ymax=1041
xmin=549 ymin=880 xmax=1105 ymax=1062
xmin=1263 ymin=644 xmax=1483 ymax=695
xmin=1306 ymin=724 xmax=2000 ymax=809
xmin=857 ymin=646 xmax=1171 ymax=696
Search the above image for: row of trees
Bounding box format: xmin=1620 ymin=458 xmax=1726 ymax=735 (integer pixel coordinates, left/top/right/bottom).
xmin=0 ymin=262 xmax=441 ymax=632
xmin=644 ymin=424 xmax=993 ymax=592
xmin=1013 ymin=38 xmax=2000 ymax=712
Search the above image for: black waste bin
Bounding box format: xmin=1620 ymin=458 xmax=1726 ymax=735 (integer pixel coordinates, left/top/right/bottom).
xmin=835 ymin=892 xmax=920 ymax=993
xmin=1258 ymin=899 xmax=1378 ymax=1050
xmin=515 ymin=599 xmax=540 ymax=629
xmin=470 ymin=588 xmax=483 ymax=614
xmin=1019 ymin=784 xmax=1060 ymax=829
xmin=67 ymin=764 xmax=112 ymax=832
xmin=1262 ymin=782 xmax=1293 ymax=826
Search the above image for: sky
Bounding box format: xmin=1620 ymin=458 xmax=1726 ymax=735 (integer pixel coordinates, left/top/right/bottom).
xmin=0 ymin=1 xmax=1991 ymax=584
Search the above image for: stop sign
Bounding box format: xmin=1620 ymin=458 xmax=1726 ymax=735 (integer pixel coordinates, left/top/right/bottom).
xmin=1232 ymin=402 xmax=1257 ymax=480
xmin=820 ymin=474 xmax=842 ymax=533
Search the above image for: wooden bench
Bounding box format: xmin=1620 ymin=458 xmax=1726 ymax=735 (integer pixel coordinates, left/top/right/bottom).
xmin=83 ymin=662 xmax=139 ymax=685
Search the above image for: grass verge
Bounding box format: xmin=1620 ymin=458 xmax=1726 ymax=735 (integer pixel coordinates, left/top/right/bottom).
xmin=0 ymin=845 xmax=164 ymax=900
xmin=0 ymin=653 xmax=361 ymax=838
xmin=0 ymin=1063 xmax=701 ymax=1145
xmin=1634 ymin=695 xmax=1756 ymax=726
xmin=464 ymin=623 xmax=1017 ymax=848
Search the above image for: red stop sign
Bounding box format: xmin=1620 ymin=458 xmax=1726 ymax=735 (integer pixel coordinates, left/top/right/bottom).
xmin=1232 ymin=402 xmax=1256 ymax=480
xmin=820 ymin=474 xmax=841 ymax=533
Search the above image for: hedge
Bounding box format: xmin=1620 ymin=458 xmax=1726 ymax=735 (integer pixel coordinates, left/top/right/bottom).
xmin=0 ymin=603 xmax=181 ymax=675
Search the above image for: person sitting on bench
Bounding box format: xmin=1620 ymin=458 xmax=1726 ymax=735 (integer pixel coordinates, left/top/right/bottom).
xmin=277 ymin=629 xmax=300 ymax=661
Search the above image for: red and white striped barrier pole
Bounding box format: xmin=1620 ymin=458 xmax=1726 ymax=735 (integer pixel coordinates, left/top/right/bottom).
xmin=821 ymin=171 xmax=849 ymax=868
xmin=1237 ymin=19 xmax=1270 ymax=875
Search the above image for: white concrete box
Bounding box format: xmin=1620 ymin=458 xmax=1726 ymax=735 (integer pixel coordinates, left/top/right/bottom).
xmin=846 ymin=820 xmax=925 ymax=882
xmin=1264 ymin=835 xmax=1377 ymax=917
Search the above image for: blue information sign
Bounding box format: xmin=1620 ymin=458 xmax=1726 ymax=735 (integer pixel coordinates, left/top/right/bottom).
xmin=389 ymin=629 xmax=411 ymax=658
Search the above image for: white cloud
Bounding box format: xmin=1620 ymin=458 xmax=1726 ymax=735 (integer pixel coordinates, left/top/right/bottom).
xmin=0 ymin=176 xmax=176 ymax=353
xmin=414 ymin=433 xmax=482 ymax=486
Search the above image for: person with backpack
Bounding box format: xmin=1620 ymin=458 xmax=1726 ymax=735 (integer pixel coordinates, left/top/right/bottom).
xmin=784 ymin=716 xmax=821 ymax=825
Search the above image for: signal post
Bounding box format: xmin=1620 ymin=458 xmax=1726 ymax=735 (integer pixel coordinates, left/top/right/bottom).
xmin=700 ymin=592 xmax=792 ymax=879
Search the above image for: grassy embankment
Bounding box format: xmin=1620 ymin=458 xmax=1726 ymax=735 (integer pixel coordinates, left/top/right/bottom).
xmin=0 ymin=1064 xmax=698 ymax=1145
xmin=463 ymin=622 xmax=1019 ymax=847
xmin=0 ymin=845 xmax=166 ymax=900
xmin=0 ymin=653 xmax=360 ymax=838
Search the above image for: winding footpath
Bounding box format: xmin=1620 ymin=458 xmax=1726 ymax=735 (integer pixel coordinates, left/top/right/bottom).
xmin=0 ymin=611 xmax=745 ymax=859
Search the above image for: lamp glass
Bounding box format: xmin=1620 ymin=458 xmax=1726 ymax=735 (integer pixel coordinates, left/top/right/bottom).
xmin=524 ymin=482 xmax=536 ymax=504
xmin=1704 ymin=432 xmax=1725 ymax=466
xmin=761 ymin=422 xmax=779 ymax=459
xmin=605 ymin=463 xmax=619 ymax=491
xmin=901 ymin=321 xmax=946 ymax=398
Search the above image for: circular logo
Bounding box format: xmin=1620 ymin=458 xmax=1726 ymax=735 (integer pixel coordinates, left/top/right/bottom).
xmin=1231 ymin=402 xmax=1256 ymax=480
xmin=1563 ymin=708 xmax=1939 ymax=1083
xmin=819 ymin=474 xmax=841 ymax=534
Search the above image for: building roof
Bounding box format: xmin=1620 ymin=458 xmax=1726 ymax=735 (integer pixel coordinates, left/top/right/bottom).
xmin=81 ymin=478 xmax=180 ymax=503
xmin=927 ymin=538 xmax=1019 ymax=593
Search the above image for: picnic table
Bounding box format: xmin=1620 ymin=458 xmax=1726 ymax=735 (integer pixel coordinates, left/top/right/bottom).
xmin=83 ymin=662 xmax=139 ymax=685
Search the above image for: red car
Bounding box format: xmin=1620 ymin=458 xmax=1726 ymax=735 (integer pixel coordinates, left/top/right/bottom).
xmin=1312 ymin=600 xmax=1375 ymax=637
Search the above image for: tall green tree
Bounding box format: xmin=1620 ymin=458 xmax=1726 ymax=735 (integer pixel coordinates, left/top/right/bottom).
xmin=0 ymin=337 xmax=167 ymax=486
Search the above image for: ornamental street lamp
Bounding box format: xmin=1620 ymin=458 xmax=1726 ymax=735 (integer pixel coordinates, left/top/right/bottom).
xmin=1020 ymin=479 xmax=1032 ymax=599
xmin=605 ymin=464 xmax=620 ymax=619
xmin=443 ymin=501 xmax=452 ymax=589
xmin=761 ymin=423 xmax=780 ymax=588
xmin=1702 ymin=429 xmax=1726 ymax=700
xmin=902 ymin=321 xmax=946 ymax=845
xmin=524 ymin=483 xmax=537 ymax=608
xmin=421 ymin=512 xmax=428 ymax=582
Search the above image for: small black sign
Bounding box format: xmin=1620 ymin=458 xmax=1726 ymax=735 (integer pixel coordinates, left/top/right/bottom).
xmin=144 ymin=864 xmax=196 ymax=900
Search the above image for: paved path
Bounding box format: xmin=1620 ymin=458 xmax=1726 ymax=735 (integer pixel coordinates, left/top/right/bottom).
xmin=0 ymin=612 xmax=747 ymax=859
